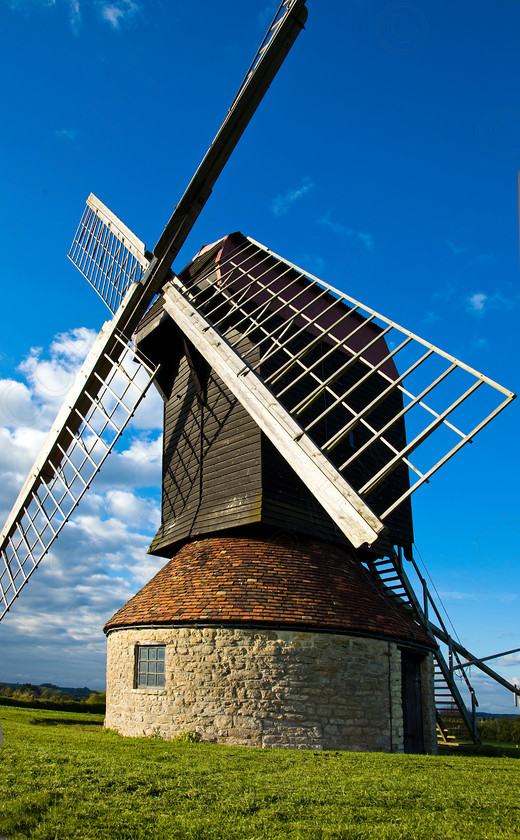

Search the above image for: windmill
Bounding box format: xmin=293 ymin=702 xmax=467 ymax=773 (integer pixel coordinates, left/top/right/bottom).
xmin=1 ymin=1 xmax=518 ymax=752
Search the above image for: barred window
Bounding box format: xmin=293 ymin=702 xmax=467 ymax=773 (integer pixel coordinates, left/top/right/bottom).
xmin=135 ymin=645 xmax=165 ymax=688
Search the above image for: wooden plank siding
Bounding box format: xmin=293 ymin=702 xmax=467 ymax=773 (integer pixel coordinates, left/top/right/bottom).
xmin=150 ymin=353 xmax=263 ymax=555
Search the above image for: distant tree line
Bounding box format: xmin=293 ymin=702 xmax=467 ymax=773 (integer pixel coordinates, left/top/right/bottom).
xmin=0 ymin=683 xmax=105 ymax=713
xmin=445 ymin=715 xmax=520 ymax=745
xmin=478 ymin=716 xmax=520 ymax=745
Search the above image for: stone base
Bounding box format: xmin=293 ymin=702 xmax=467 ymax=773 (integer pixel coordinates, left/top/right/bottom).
xmin=105 ymin=626 xmax=437 ymax=753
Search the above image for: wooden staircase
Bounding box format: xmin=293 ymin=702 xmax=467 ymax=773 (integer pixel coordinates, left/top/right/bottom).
xmin=365 ymin=549 xmax=481 ymax=745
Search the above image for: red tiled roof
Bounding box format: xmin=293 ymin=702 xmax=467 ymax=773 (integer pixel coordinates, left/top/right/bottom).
xmin=104 ymin=535 xmax=435 ymax=647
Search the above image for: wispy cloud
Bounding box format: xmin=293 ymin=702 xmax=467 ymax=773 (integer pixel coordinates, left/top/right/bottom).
xmin=54 ymin=128 xmax=77 ymax=141
xmin=99 ymin=0 xmax=141 ymax=29
xmin=319 ymin=212 xmax=374 ymax=252
xmin=469 ymin=336 xmax=489 ymax=353
xmin=432 ymin=284 xmax=458 ymax=304
xmin=438 ymin=590 xmax=482 ymax=602
xmin=446 ymin=238 xmax=467 ymax=257
xmin=257 ymin=3 xmax=277 ymax=29
xmin=471 ymin=253 xmax=497 ymax=266
xmin=421 ymin=310 xmax=440 ymax=326
xmin=498 ymin=653 xmax=520 ymax=666
xmin=9 ymin=0 xmax=80 ymax=31
xmin=446 ymin=237 xmax=498 ymax=266
xmin=299 ymin=254 xmax=326 ymax=276
xmin=271 ymin=177 xmax=315 ymax=216
xmin=9 ymin=0 xmax=142 ymax=31
xmin=69 ymin=0 xmax=80 ymax=32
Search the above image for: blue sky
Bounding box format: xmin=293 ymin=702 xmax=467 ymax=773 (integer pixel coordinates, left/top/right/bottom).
xmin=0 ymin=0 xmax=519 ymax=714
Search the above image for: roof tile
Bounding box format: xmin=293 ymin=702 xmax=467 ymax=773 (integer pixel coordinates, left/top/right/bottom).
xmin=104 ymin=535 xmax=435 ymax=648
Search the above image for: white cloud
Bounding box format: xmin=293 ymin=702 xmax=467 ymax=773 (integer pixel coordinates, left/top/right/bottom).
xmin=99 ymin=0 xmax=141 ymax=29
xmin=96 ymin=433 xmax=162 ymax=489
xmin=14 ymin=327 xmax=97 ymax=419
xmin=498 ymin=653 xmax=520 ymax=666
xmin=0 ymin=379 xmax=39 ymax=428
xmin=129 ymin=383 xmax=163 ymax=430
xmin=319 ymin=212 xmax=375 ymax=252
xmin=465 ymin=286 xmax=520 ymax=316
xmin=271 ymin=177 xmax=315 ymax=216
xmin=467 ymin=292 xmax=487 ymax=313
xmin=9 ymin=0 xmax=143 ymax=32
xmin=105 ymin=488 xmax=159 ymax=528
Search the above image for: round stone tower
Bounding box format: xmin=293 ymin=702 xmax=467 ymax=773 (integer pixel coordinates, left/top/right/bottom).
xmin=104 ymin=533 xmax=437 ymax=752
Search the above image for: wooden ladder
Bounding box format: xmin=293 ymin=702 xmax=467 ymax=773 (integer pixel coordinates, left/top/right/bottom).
xmin=365 ymin=549 xmax=480 ymax=745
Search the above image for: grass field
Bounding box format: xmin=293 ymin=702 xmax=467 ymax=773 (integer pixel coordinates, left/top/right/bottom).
xmin=0 ymin=705 xmax=519 ymax=840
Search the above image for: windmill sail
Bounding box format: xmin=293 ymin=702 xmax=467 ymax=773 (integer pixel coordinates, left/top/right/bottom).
xmin=68 ymin=194 xmax=150 ymax=314
xmin=158 ymin=233 xmax=515 ymax=547
xmin=0 ymin=332 xmax=157 ymax=620
xmin=0 ymin=0 xmax=308 ymax=621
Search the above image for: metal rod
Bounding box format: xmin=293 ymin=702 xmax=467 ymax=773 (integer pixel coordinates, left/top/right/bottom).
xmin=453 ymin=647 xmax=520 ymax=670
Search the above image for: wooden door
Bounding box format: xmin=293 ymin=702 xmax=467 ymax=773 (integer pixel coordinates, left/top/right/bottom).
xmin=401 ymin=650 xmax=425 ymax=753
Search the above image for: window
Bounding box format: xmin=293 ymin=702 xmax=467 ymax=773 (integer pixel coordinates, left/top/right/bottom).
xmin=135 ymin=645 xmax=165 ymax=688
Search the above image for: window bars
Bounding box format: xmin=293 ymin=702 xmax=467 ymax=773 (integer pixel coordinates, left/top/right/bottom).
xmin=135 ymin=646 xmax=166 ymax=688
xmin=68 ymin=194 xmax=150 ymax=315
xmin=0 ymin=334 xmax=157 ymax=620
xmin=174 ymin=234 xmax=515 ymax=530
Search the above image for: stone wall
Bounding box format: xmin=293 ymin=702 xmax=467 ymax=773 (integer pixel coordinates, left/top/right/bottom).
xmin=106 ymin=625 xmax=436 ymax=752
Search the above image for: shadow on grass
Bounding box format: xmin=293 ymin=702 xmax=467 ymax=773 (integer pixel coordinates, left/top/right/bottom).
xmin=30 ymin=717 xmax=104 ymax=727
xmin=439 ymin=743 xmax=520 ymax=759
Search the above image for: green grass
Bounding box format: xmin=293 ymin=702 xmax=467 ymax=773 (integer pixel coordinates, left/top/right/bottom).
xmin=1 ymin=705 xmax=519 ymax=840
